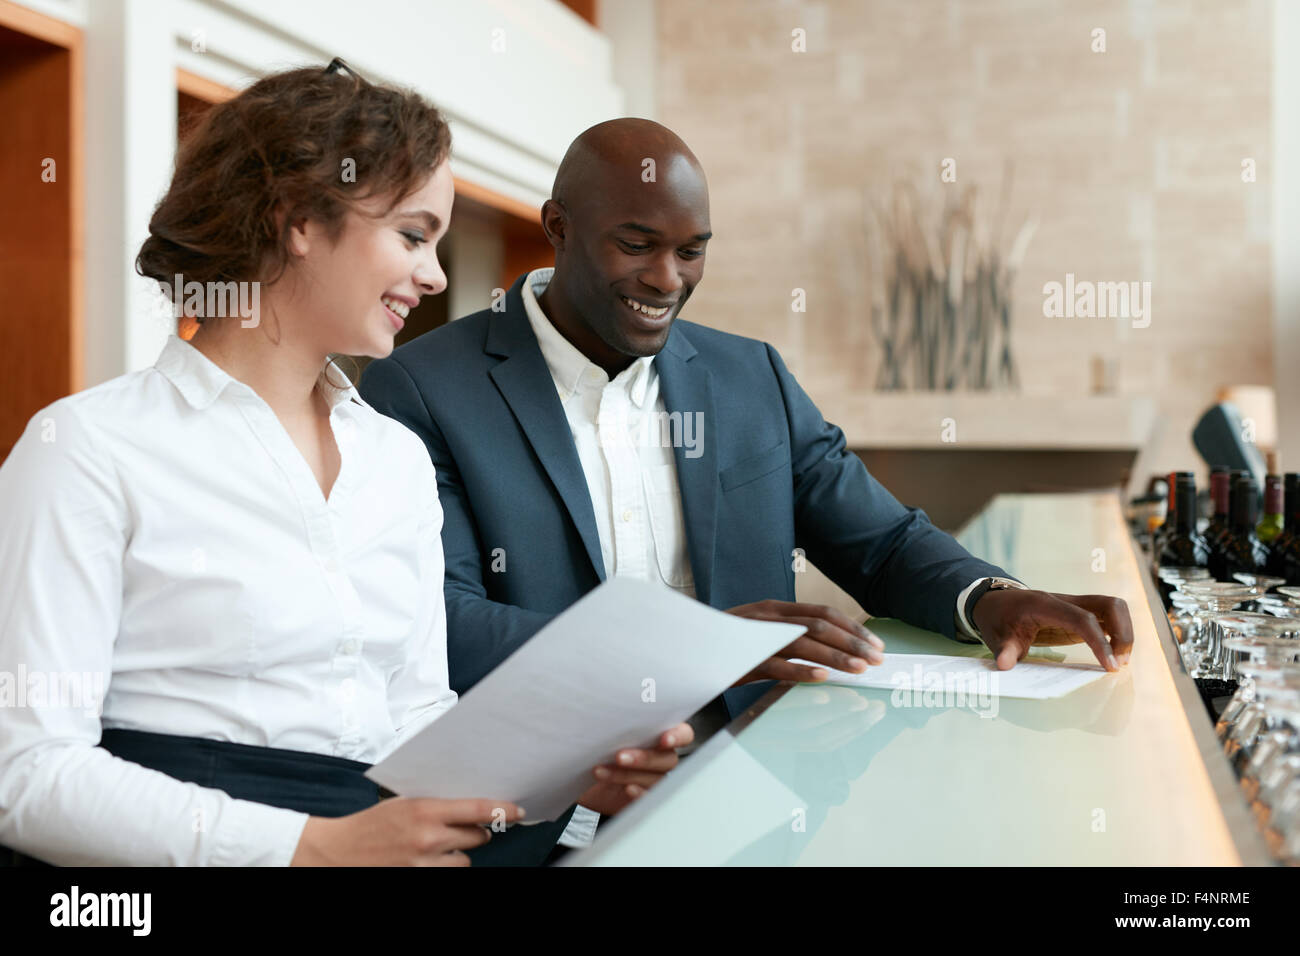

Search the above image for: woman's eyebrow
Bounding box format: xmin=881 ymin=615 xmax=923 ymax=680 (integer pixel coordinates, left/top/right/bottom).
xmin=397 ymin=210 xmax=442 ymax=232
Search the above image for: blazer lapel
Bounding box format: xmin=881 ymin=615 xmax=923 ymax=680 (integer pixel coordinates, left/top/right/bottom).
xmin=486 ymin=277 xmax=606 ymax=582
xmin=655 ymin=324 xmax=719 ymax=605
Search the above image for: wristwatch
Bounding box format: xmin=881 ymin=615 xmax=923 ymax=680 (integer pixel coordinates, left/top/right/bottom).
xmin=961 ymin=576 xmax=1028 ymax=640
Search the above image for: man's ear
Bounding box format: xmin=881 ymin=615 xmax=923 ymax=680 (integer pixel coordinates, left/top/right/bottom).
xmin=540 ymin=198 xmax=568 ymax=251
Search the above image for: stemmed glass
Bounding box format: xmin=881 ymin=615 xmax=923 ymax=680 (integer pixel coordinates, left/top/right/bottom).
xmin=1233 ymin=573 xmax=1286 ymax=591
xmin=1248 ymin=682 xmax=1300 ymax=864
xmin=1167 ymin=591 xmax=1202 ymax=652
xmin=1240 ymin=671 xmax=1300 ymax=805
xmin=1174 ymin=582 xmax=1259 ymax=679
xmin=1157 ymin=566 xmax=1211 ymax=610
xmin=1159 ymin=566 xmax=1211 ymax=585
xmin=1233 ymin=573 xmax=1286 ymax=614
xmin=1217 ymin=624 xmax=1300 ymax=773
xmin=1270 ymin=586 xmax=1300 ymax=618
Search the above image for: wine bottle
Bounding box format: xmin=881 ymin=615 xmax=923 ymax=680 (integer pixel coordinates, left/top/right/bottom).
xmin=1257 ymin=473 xmax=1285 ymax=544
xmin=1205 ymin=466 xmax=1231 ymax=546
xmin=1154 ymin=470 xmax=1194 ymax=564
xmin=1264 ymin=473 xmax=1300 ymax=584
xmin=1209 ymin=473 xmax=1265 ymax=581
xmin=1157 ymin=472 xmax=1209 ymax=576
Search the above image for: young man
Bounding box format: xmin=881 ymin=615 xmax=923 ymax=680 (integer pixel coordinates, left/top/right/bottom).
xmin=359 ymin=118 xmax=1134 ymax=856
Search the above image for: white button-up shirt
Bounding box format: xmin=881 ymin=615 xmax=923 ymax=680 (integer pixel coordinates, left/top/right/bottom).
xmin=0 ymin=334 xmax=457 ymax=866
xmin=523 ymin=269 xmax=696 ymax=597
xmin=522 ymin=269 xmax=697 ymax=847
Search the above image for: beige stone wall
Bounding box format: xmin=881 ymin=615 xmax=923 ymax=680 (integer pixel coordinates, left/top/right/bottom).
xmin=654 ymin=0 xmax=1274 ymax=497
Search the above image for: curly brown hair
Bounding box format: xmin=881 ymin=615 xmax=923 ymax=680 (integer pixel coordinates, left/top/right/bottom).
xmin=136 ymin=64 xmax=451 ymax=311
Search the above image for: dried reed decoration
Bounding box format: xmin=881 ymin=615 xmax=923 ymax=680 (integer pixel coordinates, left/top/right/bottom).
xmin=865 ymin=166 xmax=1036 ymax=391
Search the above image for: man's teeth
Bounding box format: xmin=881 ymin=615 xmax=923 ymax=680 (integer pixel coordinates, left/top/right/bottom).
xmin=621 ymin=295 xmax=669 ymax=318
xmin=381 ymin=295 xmax=410 ymax=319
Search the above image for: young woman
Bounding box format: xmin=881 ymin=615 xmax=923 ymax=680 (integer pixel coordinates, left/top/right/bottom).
xmin=0 ymin=61 xmax=689 ymax=866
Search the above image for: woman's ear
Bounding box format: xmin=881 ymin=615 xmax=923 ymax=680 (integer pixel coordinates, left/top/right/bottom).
xmin=285 ymin=213 xmax=313 ymax=258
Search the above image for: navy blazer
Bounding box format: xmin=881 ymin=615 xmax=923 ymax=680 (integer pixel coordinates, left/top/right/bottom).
xmin=362 ymin=271 xmax=1016 ymax=694
xmin=359 ymin=272 xmax=1014 ymax=860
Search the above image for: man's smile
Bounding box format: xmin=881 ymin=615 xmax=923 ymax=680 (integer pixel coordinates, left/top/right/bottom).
xmin=618 ymin=294 xmax=676 ymax=330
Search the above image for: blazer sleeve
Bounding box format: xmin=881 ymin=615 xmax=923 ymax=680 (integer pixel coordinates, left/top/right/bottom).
xmin=765 ymin=344 xmax=1018 ymax=641
xmin=358 ymin=356 xmax=554 ymax=693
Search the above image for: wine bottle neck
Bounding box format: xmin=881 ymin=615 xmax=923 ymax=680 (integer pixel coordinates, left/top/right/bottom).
xmin=1173 ymin=483 xmax=1198 ymax=533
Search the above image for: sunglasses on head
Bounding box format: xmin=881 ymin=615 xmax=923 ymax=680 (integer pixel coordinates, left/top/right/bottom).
xmin=322 ymin=57 xmax=365 ymax=81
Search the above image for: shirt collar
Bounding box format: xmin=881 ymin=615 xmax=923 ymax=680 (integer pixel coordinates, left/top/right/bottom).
xmin=154 ymin=334 xmax=365 ymax=412
xmin=520 ymin=268 xmax=654 ymax=407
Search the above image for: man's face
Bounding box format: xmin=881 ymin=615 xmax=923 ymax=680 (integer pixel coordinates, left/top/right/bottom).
xmin=559 ymin=155 xmax=710 ymax=359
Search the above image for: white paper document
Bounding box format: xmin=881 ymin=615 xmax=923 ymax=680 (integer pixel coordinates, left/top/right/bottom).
xmin=367 ymin=577 xmax=804 ymax=820
xmin=792 ymin=653 xmax=1107 ymax=700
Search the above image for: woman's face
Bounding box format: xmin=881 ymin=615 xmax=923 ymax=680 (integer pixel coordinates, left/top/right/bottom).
xmin=287 ymin=159 xmax=455 ymax=359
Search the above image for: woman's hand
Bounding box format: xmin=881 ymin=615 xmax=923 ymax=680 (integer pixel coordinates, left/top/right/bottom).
xmin=575 ymin=722 xmax=694 ymax=816
xmin=290 ymin=796 xmax=525 ymax=866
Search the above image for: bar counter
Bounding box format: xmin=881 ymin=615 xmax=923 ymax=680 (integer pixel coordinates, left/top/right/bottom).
xmin=566 ymin=492 xmax=1273 ymax=866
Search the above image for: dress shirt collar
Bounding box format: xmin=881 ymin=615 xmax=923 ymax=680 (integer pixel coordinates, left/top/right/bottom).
xmin=154 ymin=334 xmax=365 ymax=412
xmin=520 ymin=268 xmax=654 ymax=408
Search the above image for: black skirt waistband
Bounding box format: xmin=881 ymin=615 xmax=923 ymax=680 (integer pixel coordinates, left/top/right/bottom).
xmin=97 ymin=727 xmax=384 ymax=818
xmin=4 ymin=728 xmax=385 ymax=867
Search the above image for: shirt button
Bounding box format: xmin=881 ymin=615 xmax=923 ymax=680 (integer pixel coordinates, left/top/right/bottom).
xmin=342 ymin=639 xmax=360 ymax=655
xmin=323 ymin=557 xmax=340 ymax=574
xmin=622 ymin=509 xmax=633 ymax=522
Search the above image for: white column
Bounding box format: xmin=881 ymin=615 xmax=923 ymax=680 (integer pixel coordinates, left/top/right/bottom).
xmin=603 ymin=0 xmax=658 ymax=120
xmin=83 ymin=0 xmax=176 ymax=384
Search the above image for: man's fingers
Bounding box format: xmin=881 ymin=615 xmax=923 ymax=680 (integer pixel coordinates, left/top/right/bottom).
xmin=767 ymin=602 xmax=885 ymax=650
xmin=1052 ymin=593 xmax=1135 ymax=663
xmin=735 ymin=656 xmax=829 ymax=685
xmin=781 ymin=620 xmax=882 ymax=670
xmin=1041 ymin=601 xmax=1119 ymax=671
xmin=994 ymin=638 xmax=1028 ymax=671
xmin=759 ymin=656 xmax=831 ymax=683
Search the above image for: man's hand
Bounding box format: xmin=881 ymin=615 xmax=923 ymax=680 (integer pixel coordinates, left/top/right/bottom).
xmin=726 ymin=600 xmax=885 ymax=685
xmin=970 ymin=589 xmax=1134 ymax=672
xmin=575 ymin=723 xmax=694 ymax=816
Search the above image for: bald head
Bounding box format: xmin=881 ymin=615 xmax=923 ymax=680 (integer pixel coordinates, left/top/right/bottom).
xmin=535 ymin=118 xmax=712 ymax=375
xmin=552 ymin=118 xmax=707 ymax=216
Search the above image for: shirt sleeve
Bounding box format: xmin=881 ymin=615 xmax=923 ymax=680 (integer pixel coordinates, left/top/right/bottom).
xmin=953 ymin=577 xmax=1031 ymax=647
xmin=953 ymin=578 xmax=992 ymax=645
xmin=380 ymin=454 xmax=458 ymax=758
xmin=0 ymin=402 xmax=309 ymax=866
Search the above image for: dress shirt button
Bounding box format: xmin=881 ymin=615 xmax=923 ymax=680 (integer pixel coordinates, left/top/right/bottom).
xmin=342 ymin=639 xmax=360 ymax=656
xmin=621 ymin=509 xmax=633 ymax=522
xmin=323 ymin=557 xmax=340 ymax=574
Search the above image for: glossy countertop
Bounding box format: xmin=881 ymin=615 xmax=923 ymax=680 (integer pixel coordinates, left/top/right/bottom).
xmin=567 ymin=492 xmax=1265 ymax=866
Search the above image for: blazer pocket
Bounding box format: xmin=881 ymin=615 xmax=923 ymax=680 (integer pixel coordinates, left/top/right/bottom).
xmin=719 ymin=442 xmax=790 ymax=492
